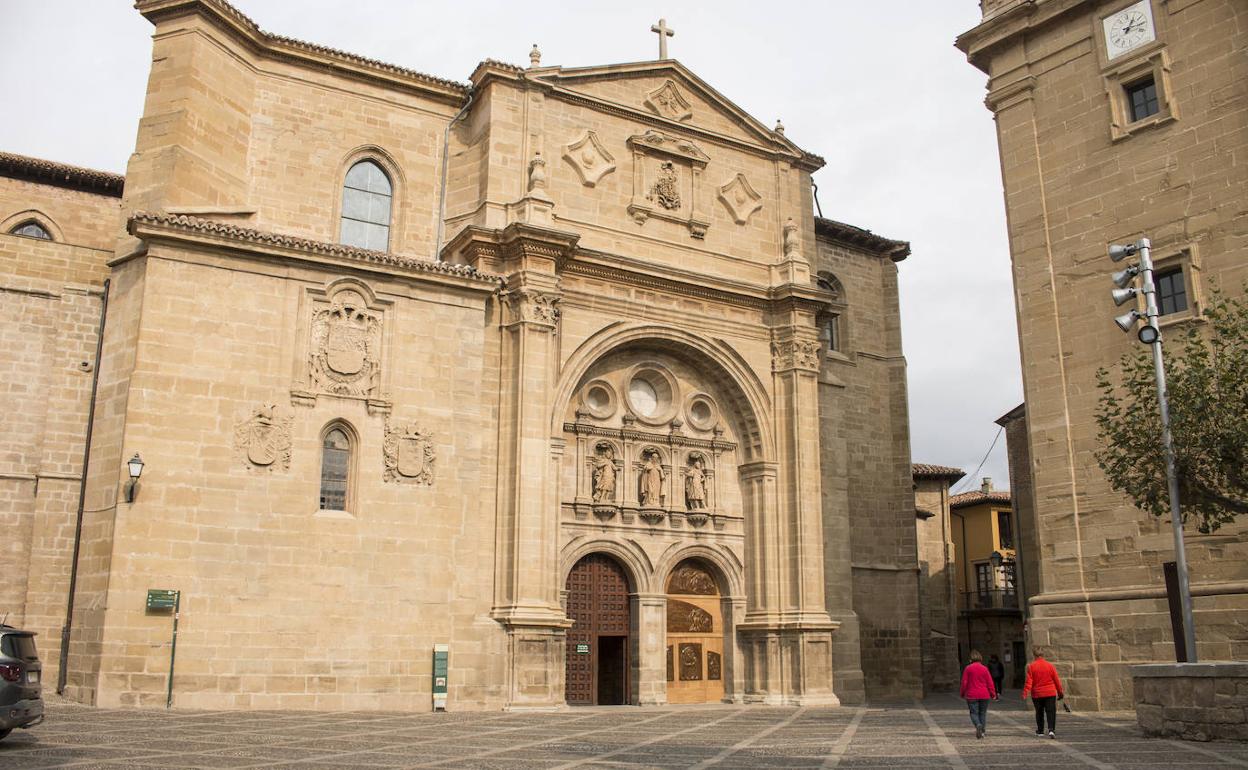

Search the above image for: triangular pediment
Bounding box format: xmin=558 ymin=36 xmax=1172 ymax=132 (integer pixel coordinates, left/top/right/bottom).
xmin=527 ymin=61 xmax=805 ymax=159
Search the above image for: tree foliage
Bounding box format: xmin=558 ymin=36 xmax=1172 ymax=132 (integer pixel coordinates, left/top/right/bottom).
xmin=1095 ymin=287 xmax=1248 ymax=533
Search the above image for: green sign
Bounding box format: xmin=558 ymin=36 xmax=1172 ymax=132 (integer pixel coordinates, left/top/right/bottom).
xmin=146 ymin=589 xmax=178 ymax=611
xmin=575 ymin=643 xmax=590 ymax=654
xmin=432 ymin=646 xmax=448 ymax=696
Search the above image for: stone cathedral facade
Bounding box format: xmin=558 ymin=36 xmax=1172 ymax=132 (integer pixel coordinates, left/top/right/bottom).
xmin=0 ymin=0 xmax=921 ymax=710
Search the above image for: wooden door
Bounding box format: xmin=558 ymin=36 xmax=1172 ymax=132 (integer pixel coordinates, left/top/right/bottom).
xmin=665 ymin=560 xmax=725 ymax=704
xmin=565 ymin=553 xmax=631 ymax=705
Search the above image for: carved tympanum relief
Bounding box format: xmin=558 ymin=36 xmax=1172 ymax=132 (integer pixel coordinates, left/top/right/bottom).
xmin=383 ymin=419 xmax=435 ymax=485
xmin=717 ymin=173 xmax=763 ymax=225
xmin=294 ymin=280 xmax=392 ymax=413
xmin=234 ymin=404 xmax=292 ymax=471
xmin=667 ymin=562 xmax=718 ymax=595
xmin=562 ymin=130 xmax=616 ymax=187
xmin=644 ymin=80 xmax=693 ymax=122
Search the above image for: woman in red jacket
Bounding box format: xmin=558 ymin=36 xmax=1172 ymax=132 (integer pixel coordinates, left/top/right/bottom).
xmin=959 ymin=650 xmax=997 ymax=739
xmin=1022 ymin=648 xmax=1065 ymax=738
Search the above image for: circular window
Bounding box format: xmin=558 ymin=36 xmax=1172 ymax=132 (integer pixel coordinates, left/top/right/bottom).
xmin=580 ymin=379 xmax=616 ymax=419
xmin=625 ymin=365 xmax=678 ymax=425
xmin=685 ymin=393 xmax=718 ymax=431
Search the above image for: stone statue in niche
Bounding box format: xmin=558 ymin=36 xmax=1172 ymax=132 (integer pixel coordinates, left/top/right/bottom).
xmin=685 ymin=454 xmax=707 ymax=510
xmin=233 ymin=404 xmax=292 ymax=472
xmin=639 ymin=450 xmax=665 ymax=508
xmin=591 ymin=444 xmax=617 ymax=503
xmin=647 ymin=161 xmax=681 ymax=211
xmin=309 ymin=290 xmax=381 ymax=397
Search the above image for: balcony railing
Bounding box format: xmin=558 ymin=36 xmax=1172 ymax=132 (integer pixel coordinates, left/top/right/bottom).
xmin=962 ymin=589 xmax=1020 ymax=612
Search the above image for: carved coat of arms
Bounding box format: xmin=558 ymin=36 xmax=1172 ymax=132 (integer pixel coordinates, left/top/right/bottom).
xmin=647 ymin=161 xmax=681 ymax=211
xmin=383 ymin=420 xmax=435 ymax=485
xmin=233 ymin=404 xmax=292 ymax=471
xmin=309 ymin=297 xmax=381 ymax=397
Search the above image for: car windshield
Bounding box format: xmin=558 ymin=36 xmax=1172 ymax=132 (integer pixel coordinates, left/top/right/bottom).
xmin=1 ymin=634 xmax=38 ymax=660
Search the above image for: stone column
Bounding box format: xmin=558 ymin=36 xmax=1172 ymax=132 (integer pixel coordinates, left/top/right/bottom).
xmin=634 ymin=593 xmax=668 ymax=706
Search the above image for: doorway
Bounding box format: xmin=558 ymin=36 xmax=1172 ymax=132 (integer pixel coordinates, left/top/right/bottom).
xmin=665 ymin=559 xmax=725 ymax=704
xmin=565 ymin=553 xmax=632 ymax=705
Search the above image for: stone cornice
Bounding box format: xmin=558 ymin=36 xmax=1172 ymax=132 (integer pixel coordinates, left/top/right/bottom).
xmin=956 ymin=0 xmax=1093 ymax=73
xmin=0 ymin=151 xmax=124 ymax=197
xmin=125 ymin=212 xmax=501 ymax=292
xmin=815 ymin=217 xmax=910 ymax=261
xmin=136 ymin=0 xmax=470 ymax=106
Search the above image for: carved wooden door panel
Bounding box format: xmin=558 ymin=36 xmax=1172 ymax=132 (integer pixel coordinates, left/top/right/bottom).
xmin=665 ymin=560 xmax=725 ymax=704
xmin=565 ymin=553 xmax=632 ymax=705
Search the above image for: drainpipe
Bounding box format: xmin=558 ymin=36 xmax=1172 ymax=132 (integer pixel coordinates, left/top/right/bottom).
xmin=433 ymin=88 xmax=475 ymax=261
xmin=58 ymin=278 xmax=109 ymax=695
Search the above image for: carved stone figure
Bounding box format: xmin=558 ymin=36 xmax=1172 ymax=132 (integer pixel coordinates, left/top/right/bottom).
xmin=640 ymin=450 xmax=665 ymax=508
xmin=383 ymin=419 xmax=435 ymax=485
xmin=685 ymin=455 xmax=707 ymax=511
xmin=309 ymin=291 xmax=381 ymax=397
xmin=233 ymin=404 xmax=292 ymax=471
xmin=647 ymin=161 xmax=681 ymax=210
xmin=591 ymin=444 xmax=616 ymax=503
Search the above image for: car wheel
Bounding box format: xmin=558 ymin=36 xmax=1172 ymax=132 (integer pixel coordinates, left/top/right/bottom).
xmin=0 ymin=729 xmax=11 ymax=741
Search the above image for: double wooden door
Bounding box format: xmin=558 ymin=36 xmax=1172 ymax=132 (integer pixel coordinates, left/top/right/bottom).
xmin=565 ymin=553 xmax=631 ymax=705
xmin=665 ymin=560 xmax=725 ymax=704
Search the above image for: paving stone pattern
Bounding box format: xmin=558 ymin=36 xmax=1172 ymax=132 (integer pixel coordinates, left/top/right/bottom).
xmin=3 ymin=696 xmax=1248 ymax=769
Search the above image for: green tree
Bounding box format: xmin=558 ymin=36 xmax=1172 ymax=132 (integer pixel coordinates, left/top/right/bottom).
xmin=1095 ymin=287 xmax=1248 ymax=533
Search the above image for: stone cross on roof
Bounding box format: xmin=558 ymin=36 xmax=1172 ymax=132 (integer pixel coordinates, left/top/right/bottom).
xmin=651 ymin=18 xmax=675 ymax=59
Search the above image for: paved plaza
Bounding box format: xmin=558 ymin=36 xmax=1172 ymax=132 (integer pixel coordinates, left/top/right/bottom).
xmin=2 ymin=695 xmax=1247 ymax=769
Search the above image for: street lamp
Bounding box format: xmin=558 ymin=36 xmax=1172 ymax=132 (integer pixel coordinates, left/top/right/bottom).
xmin=1106 ymin=236 xmax=1197 ymax=663
xmin=125 ymin=453 xmax=145 ymax=503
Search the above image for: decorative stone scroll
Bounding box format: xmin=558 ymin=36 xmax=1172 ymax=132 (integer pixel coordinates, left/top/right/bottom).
xmin=383 ymin=419 xmax=435 ymax=485
xmin=771 ymin=338 xmax=822 ymax=373
xmin=293 ymin=279 xmax=393 ymax=414
xmin=626 ymin=130 xmax=711 ymax=239
xmin=562 ymin=130 xmax=616 ymax=188
xmin=717 ymin=173 xmax=763 ymax=225
xmin=645 ymin=80 xmax=693 ymax=122
xmin=233 ymin=404 xmax=292 ymax=472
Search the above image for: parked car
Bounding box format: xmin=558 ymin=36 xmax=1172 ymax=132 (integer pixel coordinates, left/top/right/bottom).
xmin=0 ymin=624 xmax=43 ymax=741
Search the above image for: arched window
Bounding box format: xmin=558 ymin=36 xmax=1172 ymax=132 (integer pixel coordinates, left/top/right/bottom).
xmin=10 ymin=221 xmax=52 ymax=240
xmin=340 ymin=160 xmax=392 ymax=251
xmin=319 ymin=426 xmax=353 ymax=511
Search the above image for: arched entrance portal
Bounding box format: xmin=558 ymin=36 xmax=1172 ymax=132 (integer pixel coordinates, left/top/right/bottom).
xmin=666 ymin=559 xmax=725 ymax=704
xmin=565 ymin=553 xmax=632 ymax=705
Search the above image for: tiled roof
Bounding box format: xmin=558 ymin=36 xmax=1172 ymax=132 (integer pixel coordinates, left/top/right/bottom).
xmin=913 ymin=463 xmax=966 ymax=480
xmin=949 ymin=490 xmax=1012 ymax=510
xmin=0 ymin=151 xmax=124 ymax=197
xmin=127 ymin=211 xmax=500 ymax=285
xmin=815 ymin=217 xmax=910 ymax=261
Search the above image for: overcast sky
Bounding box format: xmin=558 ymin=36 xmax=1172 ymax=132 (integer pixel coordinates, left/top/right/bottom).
xmin=0 ymin=0 xmax=1020 ymax=494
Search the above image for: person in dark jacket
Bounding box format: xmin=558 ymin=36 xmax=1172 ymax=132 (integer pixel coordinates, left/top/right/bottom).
xmin=960 ymin=650 xmax=998 ymax=739
xmin=987 ymin=654 xmax=1006 ymax=693
xmin=1022 ymin=648 xmax=1065 ymax=738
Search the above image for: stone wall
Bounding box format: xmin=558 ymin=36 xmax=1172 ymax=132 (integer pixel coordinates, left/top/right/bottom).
xmin=1134 ymin=663 xmax=1248 ymax=741
xmin=914 ymin=476 xmax=960 ymax=693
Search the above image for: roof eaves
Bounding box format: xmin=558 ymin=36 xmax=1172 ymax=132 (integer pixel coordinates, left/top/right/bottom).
xmin=0 ymin=151 xmax=125 ymax=197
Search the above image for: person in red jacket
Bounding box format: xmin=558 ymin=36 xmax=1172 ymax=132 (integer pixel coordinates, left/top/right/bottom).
xmin=1022 ymin=648 xmax=1065 ymax=738
xmin=960 ymin=650 xmax=997 ymax=739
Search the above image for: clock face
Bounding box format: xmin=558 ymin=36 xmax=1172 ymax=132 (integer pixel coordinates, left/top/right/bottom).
xmin=1104 ymin=1 xmax=1155 ymax=58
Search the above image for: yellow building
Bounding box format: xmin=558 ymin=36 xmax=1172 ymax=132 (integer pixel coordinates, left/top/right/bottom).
xmin=950 ymin=479 xmax=1024 ymax=689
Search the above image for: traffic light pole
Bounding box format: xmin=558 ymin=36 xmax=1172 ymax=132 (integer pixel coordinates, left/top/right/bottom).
xmin=1134 ymin=238 xmax=1198 ymax=662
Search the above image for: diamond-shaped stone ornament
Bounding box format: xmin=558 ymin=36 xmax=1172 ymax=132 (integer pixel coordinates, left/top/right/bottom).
xmin=717 ymin=173 xmax=763 ymax=225
xmin=562 ymin=130 xmax=616 ymax=187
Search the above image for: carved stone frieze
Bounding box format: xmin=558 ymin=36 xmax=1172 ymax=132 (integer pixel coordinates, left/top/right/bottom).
xmin=644 ymin=80 xmax=693 ymax=122
xmin=717 ymin=173 xmax=763 ymax=225
xmin=771 ymin=338 xmax=822 ymax=373
xmin=383 ymin=419 xmax=435 ymax=485
xmin=233 ymin=404 xmax=292 ymax=472
xmin=562 ymin=130 xmax=616 ymax=187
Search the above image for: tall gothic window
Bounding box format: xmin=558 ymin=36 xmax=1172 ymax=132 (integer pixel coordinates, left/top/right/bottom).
xmin=319 ymin=425 xmax=352 ymax=511
xmin=340 ymin=160 xmax=392 ymax=251
xmin=10 ymin=220 xmax=52 ymax=240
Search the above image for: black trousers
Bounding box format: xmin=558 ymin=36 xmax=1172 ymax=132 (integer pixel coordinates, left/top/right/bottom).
xmin=1033 ymin=696 xmax=1057 ymax=733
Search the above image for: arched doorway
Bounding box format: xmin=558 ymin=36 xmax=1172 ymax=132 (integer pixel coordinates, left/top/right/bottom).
xmin=565 ymin=553 xmax=632 ymax=705
xmin=665 ymin=559 xmax=724 ymax=704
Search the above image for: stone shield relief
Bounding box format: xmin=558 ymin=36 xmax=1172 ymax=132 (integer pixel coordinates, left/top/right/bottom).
xmin=383 ymin=419 xmax=435 ymax=485
xmin=234 ymin=404 xmax=292 ymax=472
xmin=310 ymin=290 xmax=381 ymax=397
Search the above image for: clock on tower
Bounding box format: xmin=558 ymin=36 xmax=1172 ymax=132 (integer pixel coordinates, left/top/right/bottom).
xmin=1103 ymin=0 xmax=1157 ymax=59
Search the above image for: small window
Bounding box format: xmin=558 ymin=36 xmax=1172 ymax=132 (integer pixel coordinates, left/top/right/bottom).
xmin=10 ymin=221 xmax=51 ymax=240
xmin=974 ymin=562 xmax=993 ymax=603
xmin=819 ymin=313 xmax=839 ymax=353
xmin=340 ymin=160 xmax=392 ymax=251
xmin=1155 ymin=267 xmax=1187 ymax=316
xmin=997 ymin=511 xmax=1014 ymax=550
xmin=1126 ymin=77 xmax=1159 ymax=122
xmin=319 ymin=427 xmax=352 ymax=511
